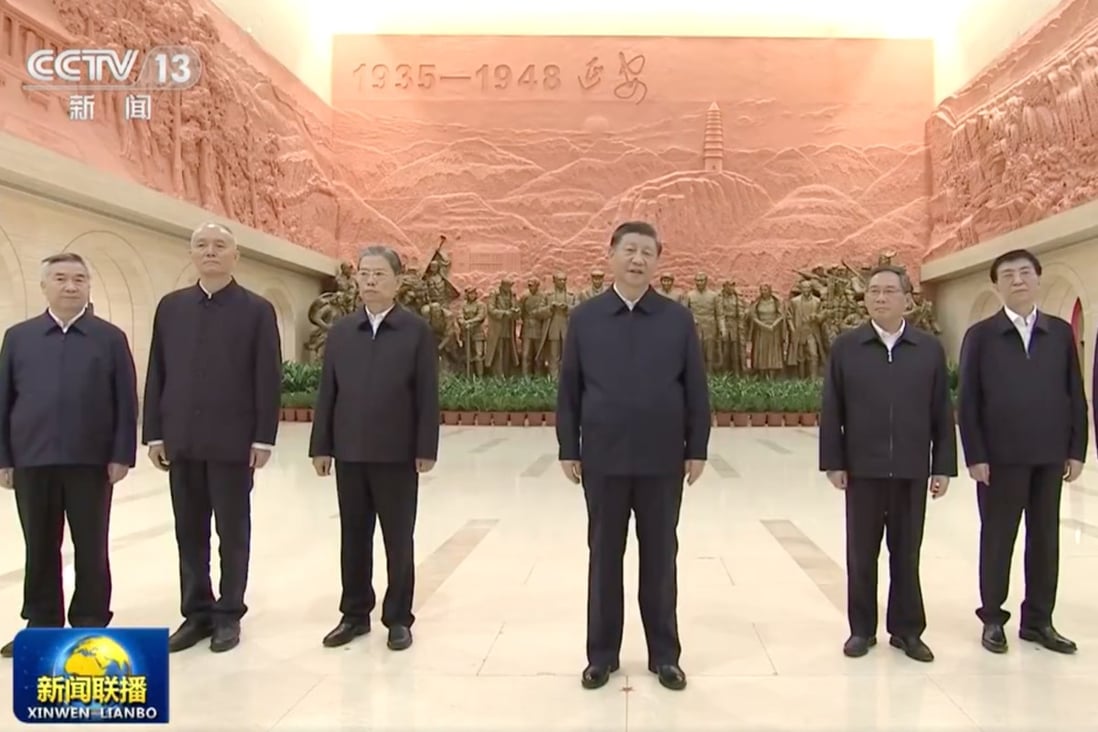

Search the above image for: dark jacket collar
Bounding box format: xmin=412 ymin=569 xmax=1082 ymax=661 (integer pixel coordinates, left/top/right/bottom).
xmin=857 ymin=319 xmax=921 ymax=346
xmin=996 ymin=307 xmax=1048 ymax=334
xmin=192 ymin=278 xmax=244 ymax=304
xmin=597 ymin=285 xmax=663 ymax=315
xmin=352 ymin=301 xmax=409 ymax=331
xmin=39 ymin=308 xmax=90 ymax=334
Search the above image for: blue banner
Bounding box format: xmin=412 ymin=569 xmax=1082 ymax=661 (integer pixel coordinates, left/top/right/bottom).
xmin=11 ymin=628 xmax=169 ymax=724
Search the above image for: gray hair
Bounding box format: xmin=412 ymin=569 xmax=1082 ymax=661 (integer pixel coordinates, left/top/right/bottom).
xmin=867 ymin=264 xmax=913 ymax=294
xmin=357 ymin=245 xmax=404 ymax=275
xmin=190 ymin=222 xmax=236 ymax=247
xmin=40 ymin=252 xmax=90 ymax=281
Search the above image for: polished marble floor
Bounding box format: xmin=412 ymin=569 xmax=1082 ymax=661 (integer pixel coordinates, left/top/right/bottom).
xmin=1 ymin=424 xmax=1098 ymax=730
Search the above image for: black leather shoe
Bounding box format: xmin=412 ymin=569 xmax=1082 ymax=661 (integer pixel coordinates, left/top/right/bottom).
xmin=0 ymin=640 xmax=12 ymax=659
xmin=649 ymin=662 xmax=687 ymax=690
xmin=168 ymin=621 xmax=213 ymax=653
xmin=210 ymin=622 xmax=241 ymax=653
xmin=843 ymin=635 xmax=877 ymax=658
xmin=889 ymin=635 xmax=934 ymax=662
xmin=323 ymin=621 xmax=370 ymax=648
xmin=981 ymin=623 xmax=1008 ymax=654
xmin=387 ymin=625 xmax=412 ymax=651
xmin=581 ymin=662 xmax=619 ymax=689
xmin=1019 ymin=625 xmax=1077 ymax=654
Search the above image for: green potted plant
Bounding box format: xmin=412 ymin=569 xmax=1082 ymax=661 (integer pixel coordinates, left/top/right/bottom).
xmin=740 ymin=380 xmax=768 ymax=426
xmin=797 ymin=379 xmax=822 ymax=426
xmin=438 ymin=374 xmax=461 ymax=425
xmin=297 ymin=390 xmax=317 ymax=422
xmin=279 ymin=391 xmax=297 ymax=422
xmin=709 ymin=375 xmax=735 ymax=427
xmin=516 ymin=377 xmax=556 ymax=427
xmin=776 ymin=381 xmax=801 ymax=426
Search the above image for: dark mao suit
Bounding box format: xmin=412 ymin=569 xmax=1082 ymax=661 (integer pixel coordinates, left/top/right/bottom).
xmin=0 ymin=310 xmax=138 ymax=628
xmin=820 ymin=322 xmax=956 ymax=639
xmin=309 ymin=304 xmax=439 ymax=629
xmin=142 ymin=280 xmax=282 ymax=627
xmin=958 ymin=309 xmax=1087 ymax=629
xmin=556 ymin=287 xmax=710 ymax=668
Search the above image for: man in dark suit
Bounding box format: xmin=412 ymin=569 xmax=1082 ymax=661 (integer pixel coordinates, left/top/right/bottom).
xmin=557 ymin=221 xmax=710 ymax=692
xmin=958 ymin=248 xmax=1086 ymax=655
xmin=143 ymin=222 xmax=282 ymax=654
xmin=309 ymin=245 xmax=439 ymax=652
xmin=820 ymin=265 xmax=956 ymax=663
xmin=0 ymin=253 xmax=138 ymax=658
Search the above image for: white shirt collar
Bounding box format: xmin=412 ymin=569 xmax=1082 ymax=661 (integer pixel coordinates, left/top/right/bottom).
xmin=365 ymin=304 xmax=394 ymax=324
xmin=613 ymin=283 xmax=643 ymax=310
xmin=1003 ymin=305 xmax=1037 ymax=326
xmin=871 ymin=318 xmax=905 ymax=341
xmin=48 ymin=305 xmax=88 ymax=333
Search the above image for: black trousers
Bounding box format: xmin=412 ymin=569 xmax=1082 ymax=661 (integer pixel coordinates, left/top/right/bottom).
xmin=976 ymin=464 xmax=1063 ymax=628
xmin=168 ymin=460 xmax=253 ymax=626
xmin=583 ymin=473 xmax=683 ymax=667
xmin=845 ymin=478 xmax=927 ymax=638
xmin=334 ymin=461 xmax=418 ymax=628
xmin=13 ymin=466 xmax=113 ymax=628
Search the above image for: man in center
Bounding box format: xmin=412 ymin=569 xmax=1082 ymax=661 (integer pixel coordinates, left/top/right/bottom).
xmin=557 ymin=221 xmax=710 ymax=691
xmin=309 ymin=245 xmax=439 ymax=652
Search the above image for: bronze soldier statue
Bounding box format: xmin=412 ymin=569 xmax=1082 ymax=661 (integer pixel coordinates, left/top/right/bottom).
xmin=304 ymin=262 xmax=360 ymax=362
xmin=423 ymin=302 xmax=464 ymax=373
xmin=536 ymin=272 xmax=575 ymax=378
xmin=460 ymin=287 xmax=487 ymax=377
xmin=423 ymin=259 xmax=458 ymax=307
xmin=485 ymin=279 xmax=521 ymax=377
xmin=682 ymin=273 xmax=725 ymax=373
xmin=656 ymin=274 xmax=682 ymax=302
xmin=577 ymin=269 xmax=608 ymax=302
xmin=397 ymin=267 xmax=428 ymax=312
xmin=785 ymin=280 xmax=825 ymax=378
xmin=718 ymin=281 xmax=745 ymax=375
xmin=519 ymin=278 xmax=550 ymax=376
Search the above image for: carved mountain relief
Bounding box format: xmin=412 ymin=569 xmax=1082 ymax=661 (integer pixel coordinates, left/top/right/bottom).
xmin=1 ymin=0 xmax=938 ymax=293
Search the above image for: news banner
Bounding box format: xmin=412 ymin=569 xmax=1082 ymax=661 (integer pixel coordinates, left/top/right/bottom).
xmin=10 ymin=628 xmax=169 ymax=724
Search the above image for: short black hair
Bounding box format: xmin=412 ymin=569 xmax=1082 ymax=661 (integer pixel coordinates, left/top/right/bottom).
xmin=609 ymin=221 xmax=662 ymax=254
xmin=990 ymin=249 xmax=1041 ymax=283
xmin=357 ymin=245 xmax=404 ymax=275
xmin=866 ymin=264 xmax=912 ymax=294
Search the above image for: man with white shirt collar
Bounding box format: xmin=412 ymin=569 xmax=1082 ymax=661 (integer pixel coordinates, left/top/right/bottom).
xmin=556 ymin=221 xmax=710 ymax=692
xmin=0 ymin=253 xmax=138 ymax=658
xmin=143 ymin=222 xmax=283 ymax=654
xmin=958 ymin=249 xmax=1087 ymax=656
xmin=309 ymin=245 xmax=439 ymax=652
xmin=820 ymin=265 xmax=956 ymax=663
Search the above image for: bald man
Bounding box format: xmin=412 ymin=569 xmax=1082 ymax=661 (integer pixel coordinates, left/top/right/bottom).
xmin=143 ymin=222 xmax=282 ymax=654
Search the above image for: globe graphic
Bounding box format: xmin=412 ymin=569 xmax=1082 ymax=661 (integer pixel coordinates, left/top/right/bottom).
xmin=54 ymin=636 xmax=133 ymax=678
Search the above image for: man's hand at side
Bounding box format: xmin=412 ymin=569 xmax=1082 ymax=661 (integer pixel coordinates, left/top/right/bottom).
xmin=560 ymin=460 xmax=581 ymax=484
xmin=685 ymin=460 xmax=705 ymax=485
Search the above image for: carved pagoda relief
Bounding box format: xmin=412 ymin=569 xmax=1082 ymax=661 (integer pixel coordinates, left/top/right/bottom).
xmin=1 ymin=4 xmax=934 ymax=292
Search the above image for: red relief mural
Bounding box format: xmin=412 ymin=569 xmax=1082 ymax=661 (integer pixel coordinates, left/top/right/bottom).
xmin=331 ymin=35 xmax=933 ymax=294
xmin=0 ymin=0 xmax=388 ymax=260
xmin=0 ymin=0 xmax=933 ymax=295
xmin=927 ymin=0 xmax=1098 ymax=259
